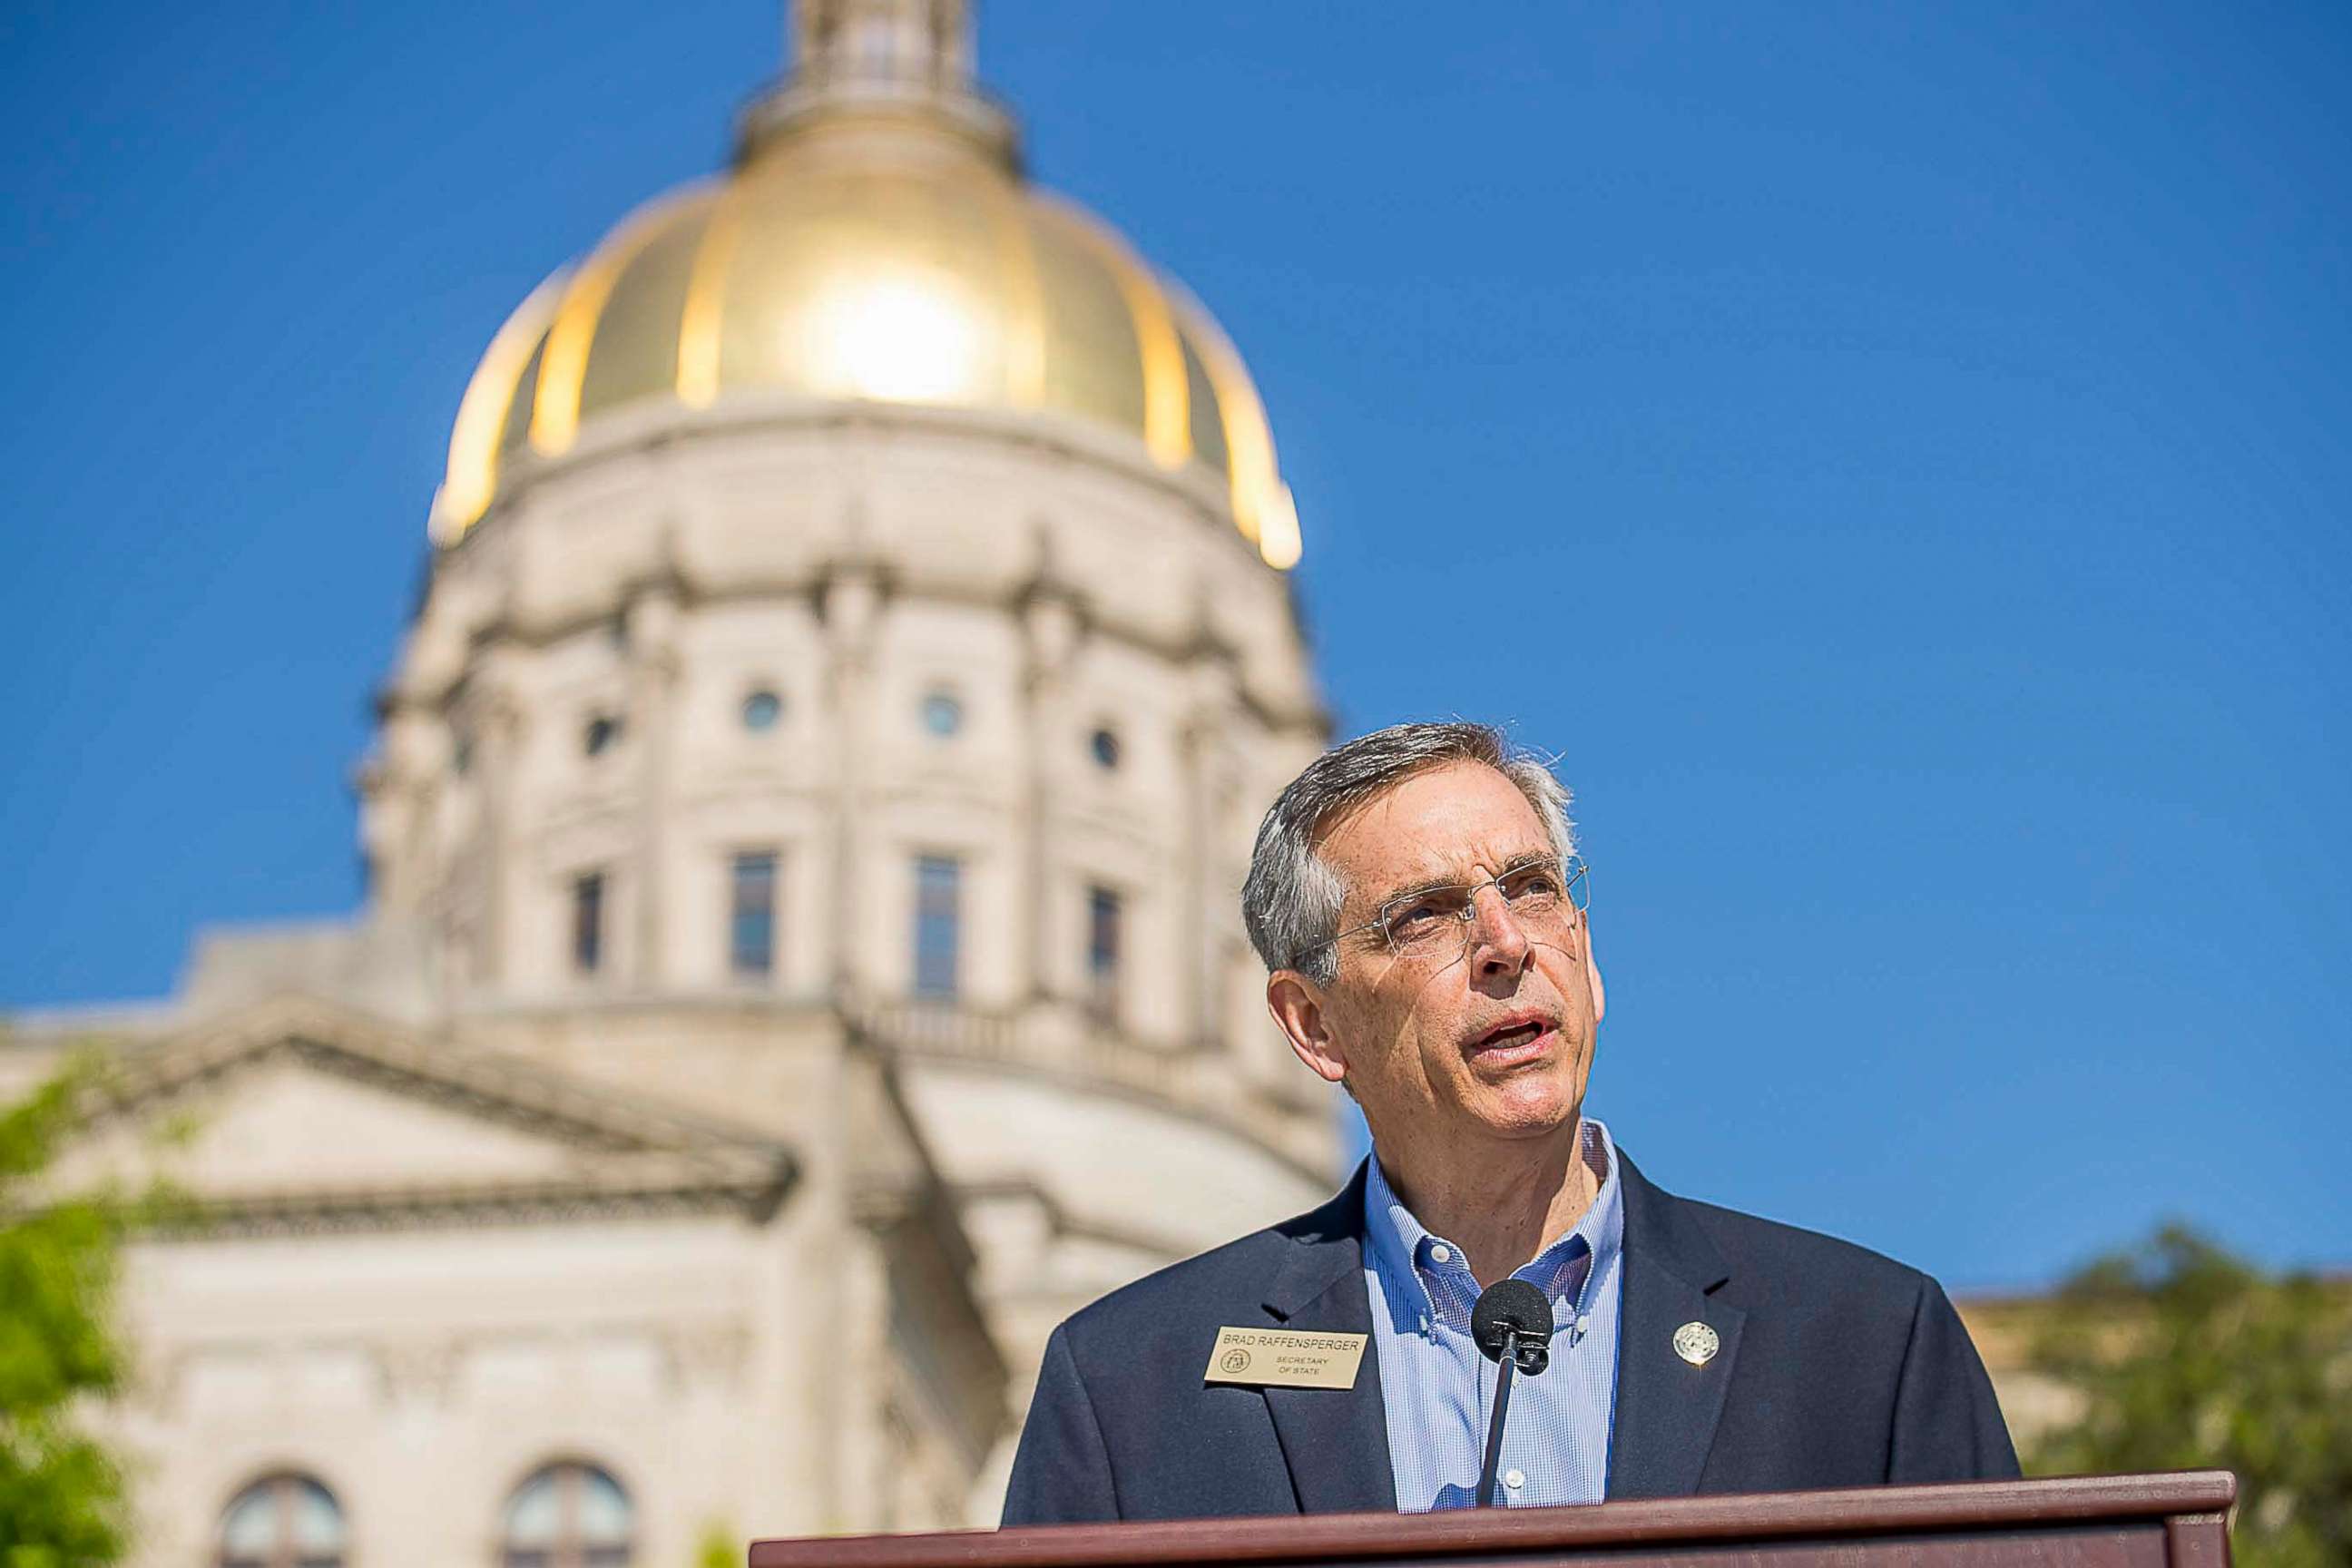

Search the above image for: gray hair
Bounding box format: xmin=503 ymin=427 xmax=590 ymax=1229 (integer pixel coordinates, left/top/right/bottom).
xmin=1241 ymin=720 xmax=1577 ymax=985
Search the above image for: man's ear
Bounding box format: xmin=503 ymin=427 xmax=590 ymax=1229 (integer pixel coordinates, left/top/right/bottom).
xmin=1267 ymin=971 xmax=1348 ymax=1086
xmin=1581 ymin=911 xmax=1606 ymax=1025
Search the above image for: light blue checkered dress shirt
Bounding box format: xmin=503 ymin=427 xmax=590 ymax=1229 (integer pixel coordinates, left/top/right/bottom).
xmin=1361 ymin=1117 xmax=1625 ymax=1511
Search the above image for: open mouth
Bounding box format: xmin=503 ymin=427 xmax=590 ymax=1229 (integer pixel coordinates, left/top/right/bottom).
xmin=1469 ymin=1017 xmax=1556 ymax=1063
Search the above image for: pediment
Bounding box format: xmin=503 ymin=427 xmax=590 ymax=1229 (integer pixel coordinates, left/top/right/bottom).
xmin=61 ymin=1053 xmax=614 ymax=1199
xmin=53 ymin=994 xmax=796 ymax=1228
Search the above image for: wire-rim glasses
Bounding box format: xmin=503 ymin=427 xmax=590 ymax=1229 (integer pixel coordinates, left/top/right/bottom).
xmin=1297 ymin=855 xmax=1590 ymax=968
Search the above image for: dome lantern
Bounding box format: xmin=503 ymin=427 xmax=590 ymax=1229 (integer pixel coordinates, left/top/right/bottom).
xmin=737 ymin=0 xmax=1021 ymax=172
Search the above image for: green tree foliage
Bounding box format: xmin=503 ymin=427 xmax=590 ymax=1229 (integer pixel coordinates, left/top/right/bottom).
xmin=0 ymin=1054 xmax=132 ymax=1568
xmin=694 ymin=1519 xmax=740 ymax=1568
xmin=2025 ymin=1225 xmax=2352 ymax=1568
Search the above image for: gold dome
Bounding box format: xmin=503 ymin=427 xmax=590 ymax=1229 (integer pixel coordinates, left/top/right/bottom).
xmin=433 ymin=44 xmax=1300 ymax=568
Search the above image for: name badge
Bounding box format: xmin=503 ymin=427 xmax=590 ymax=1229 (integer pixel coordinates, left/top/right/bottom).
xmin=1203 ymin=1327 xmax=1368 ymax=1389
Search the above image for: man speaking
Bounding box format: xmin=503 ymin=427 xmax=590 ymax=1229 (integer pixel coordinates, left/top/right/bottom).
xmin=1003 ymin=721 xmax=2017 ymax=1523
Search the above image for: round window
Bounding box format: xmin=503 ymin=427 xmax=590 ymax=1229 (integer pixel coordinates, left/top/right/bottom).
xmin=742 ymin=689 xmax=783 ymax=731
xmin=1090 ymin=728 xmax=1122 ymax=769
xmin=921 ymin=691 xmax=964 ymax=738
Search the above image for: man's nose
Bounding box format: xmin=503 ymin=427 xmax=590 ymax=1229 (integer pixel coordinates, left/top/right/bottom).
xmin=1466 ymin=885 xmax=1531 ymax=978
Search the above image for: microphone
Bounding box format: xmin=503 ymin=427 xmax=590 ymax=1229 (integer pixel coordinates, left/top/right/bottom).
xmin=1473 ymin=1279 xmax=1553 ymax=1375
xmin=1470 ymin=1279 xmax=1553 ymax=1508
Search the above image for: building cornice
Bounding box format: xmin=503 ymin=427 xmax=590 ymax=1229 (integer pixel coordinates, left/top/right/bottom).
xmin=137 ymin=1169 xmax=791 ymax=1240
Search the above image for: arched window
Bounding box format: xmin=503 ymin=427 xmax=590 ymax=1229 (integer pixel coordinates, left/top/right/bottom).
xmin=218 ymin=1473 xmax=345 ymax=1568
xmin=502 ymin=1461 xmax=633 ymax=1568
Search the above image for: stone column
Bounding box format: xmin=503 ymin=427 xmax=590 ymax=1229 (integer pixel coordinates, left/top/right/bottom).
xmin=475 ymin=645 xmax=529 ymax=990
xmin=355 ymin=698 xmax=437 ymax=939
xmin=1181 ymin=631 xmax=1243 ymax=1053
xmin=1176 ymin=706 xmax=1212 ymax=1049
xmin=1018 ymin=579 xmax=1080 ymax=1005
xmin=820 ymin=561 xmax=884 ymax=998
xmin=627 ymin=583 xmax=682 ymax=989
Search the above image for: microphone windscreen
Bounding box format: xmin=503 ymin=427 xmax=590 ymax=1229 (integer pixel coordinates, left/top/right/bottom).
xmin=1470 ymin=1278 xmax=1554 ymax=1364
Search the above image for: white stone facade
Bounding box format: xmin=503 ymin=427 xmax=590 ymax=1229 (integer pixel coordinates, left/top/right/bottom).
xmin=6 ymin=4 xmax=1344 ymax=1559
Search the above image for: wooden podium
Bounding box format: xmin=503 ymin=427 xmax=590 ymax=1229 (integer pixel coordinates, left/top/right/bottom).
xmin=750 ymin=1472 xmax=2233 ymax=1566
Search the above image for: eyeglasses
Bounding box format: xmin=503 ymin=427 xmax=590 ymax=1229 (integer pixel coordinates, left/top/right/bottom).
xmin=1298 ymin=856 xmax=1590 ymax=968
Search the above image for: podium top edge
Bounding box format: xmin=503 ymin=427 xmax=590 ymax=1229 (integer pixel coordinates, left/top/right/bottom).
xmin=750 ymin=1471 xmax=2238 ymax=1567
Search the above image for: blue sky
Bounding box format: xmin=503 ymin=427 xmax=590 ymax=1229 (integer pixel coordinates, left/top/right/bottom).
xmin=3 ymin=1 xmax=2346 ymax=1291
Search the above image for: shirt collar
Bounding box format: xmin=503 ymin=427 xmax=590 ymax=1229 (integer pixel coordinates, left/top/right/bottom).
xmin=1364 ymin=1117 xmax=1624 ymax=1328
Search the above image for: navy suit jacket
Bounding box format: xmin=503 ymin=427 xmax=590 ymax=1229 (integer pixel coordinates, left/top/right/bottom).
xmin=1003 ymin=1150 xmax=2018 ymax=1524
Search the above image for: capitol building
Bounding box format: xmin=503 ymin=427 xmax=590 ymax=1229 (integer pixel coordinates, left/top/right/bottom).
xmin=3 ymin=2 xmax=1343 ymax=1561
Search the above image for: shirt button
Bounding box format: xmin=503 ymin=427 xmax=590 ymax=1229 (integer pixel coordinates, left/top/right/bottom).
xmin=1429 ymin=1243 xmax=1452 ymax=1264
xmin=1504 ymin=1468 xmax=1526 ymax=1491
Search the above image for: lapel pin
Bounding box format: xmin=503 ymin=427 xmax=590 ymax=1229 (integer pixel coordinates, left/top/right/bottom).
xmin=1672 ymin=1321 xmax=1720 ymax=1367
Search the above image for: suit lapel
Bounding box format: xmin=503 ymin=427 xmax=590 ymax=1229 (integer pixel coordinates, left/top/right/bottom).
xmin=1258 ymin=1165 xmax=1396 ymax=1515
xmin=1607 ymin=1152 xmax=1747 ymax=1499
